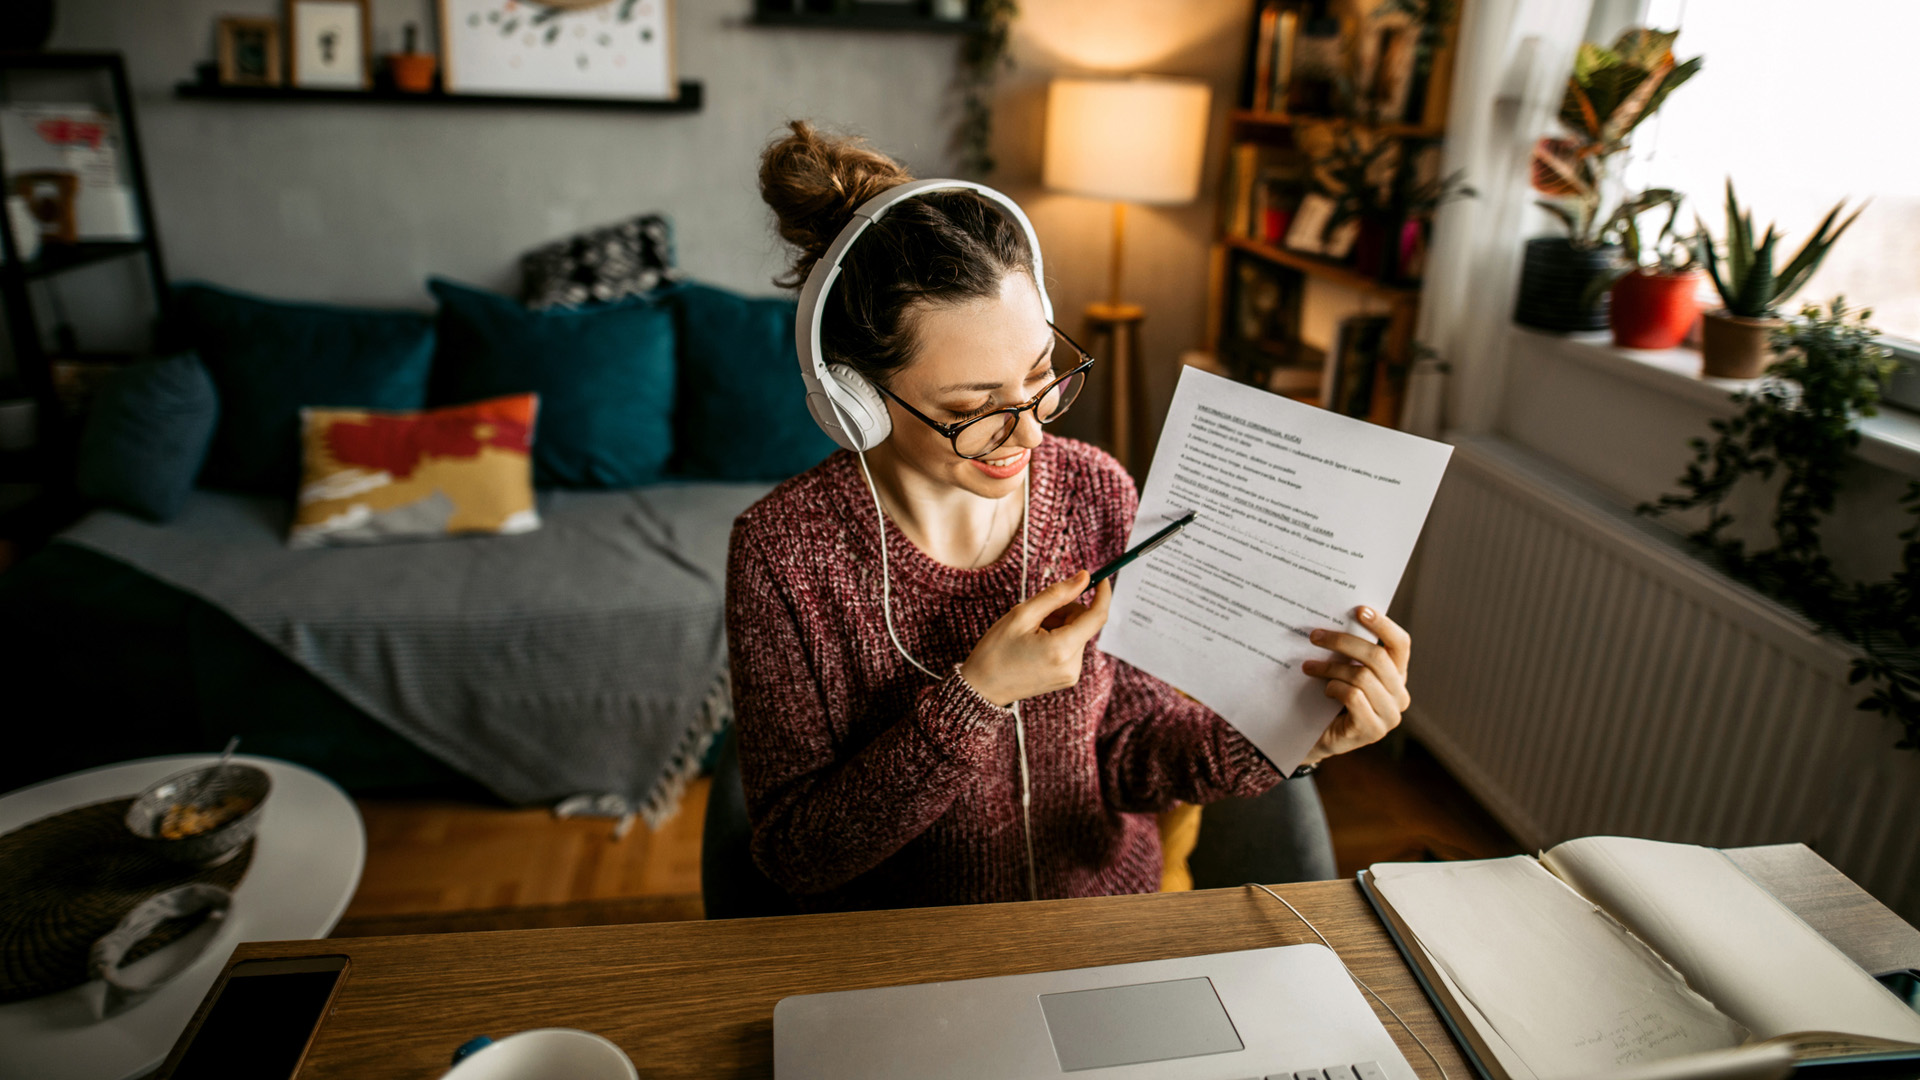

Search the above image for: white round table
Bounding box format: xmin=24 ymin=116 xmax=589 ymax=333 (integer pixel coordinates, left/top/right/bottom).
xmin=0 ymin=755 xmax=364 ymax=1080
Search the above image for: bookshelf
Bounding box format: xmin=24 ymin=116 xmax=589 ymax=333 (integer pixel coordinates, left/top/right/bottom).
xmin=1205 ymin=0 xmax=1462 ymax=429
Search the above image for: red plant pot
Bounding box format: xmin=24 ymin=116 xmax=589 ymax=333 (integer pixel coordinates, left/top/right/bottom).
xmin=390 ymin=53 xmax=437 ymax=94
xmin=1610 ymin=268 xmax=1704 ymax=350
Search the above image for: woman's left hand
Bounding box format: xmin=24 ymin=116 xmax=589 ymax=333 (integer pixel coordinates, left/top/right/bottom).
xmin=1299 ymin=606 xmax=1411 ymax=768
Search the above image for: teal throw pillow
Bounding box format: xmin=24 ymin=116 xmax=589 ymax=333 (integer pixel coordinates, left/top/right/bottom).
xmin=171 ymin=283 xmax=435 ymax=494
xmin=430 ymin=278 xmax=677 ymax=489
xmin=665 ymin=281 xmax=837 ymax=481
xmin=77 ymin=352 xmax=220 ymax=523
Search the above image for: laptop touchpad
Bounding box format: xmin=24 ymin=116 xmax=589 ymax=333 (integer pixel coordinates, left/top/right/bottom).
xmin=1039 ymin=977 xmax=1244 ymax=1072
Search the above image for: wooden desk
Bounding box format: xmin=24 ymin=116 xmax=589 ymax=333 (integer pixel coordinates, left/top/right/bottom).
xmin=177 ymin=844 xmax=1920 ymax=1080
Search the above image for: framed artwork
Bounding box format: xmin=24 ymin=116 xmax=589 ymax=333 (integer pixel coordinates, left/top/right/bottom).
xmin=288 ymin=0 xmax=370 ymax=90
xmin=217 ymin=17 xmax=283 ymax=87
xmin=438 ymin=0 xmax=676 ymax=100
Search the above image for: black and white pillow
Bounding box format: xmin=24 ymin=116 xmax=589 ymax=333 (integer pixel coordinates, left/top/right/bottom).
xmin=520 ymin=213 xmax=682 ymax=310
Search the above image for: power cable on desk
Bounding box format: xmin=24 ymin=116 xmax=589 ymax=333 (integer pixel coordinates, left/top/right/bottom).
xmin=1246 ymin=882 xmax=1452 ymax=1080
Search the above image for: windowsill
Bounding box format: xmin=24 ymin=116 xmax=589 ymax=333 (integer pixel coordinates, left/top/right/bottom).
xmin=1515 ymin=327 xmax=1920 ymax=477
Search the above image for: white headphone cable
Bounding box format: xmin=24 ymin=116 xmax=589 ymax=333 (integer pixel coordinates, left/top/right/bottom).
xmin=853 ymin=446 xmax=1040 ymax=902
xmin=1246 ymin=883 xmax=1451 ymax=1080
xmin=1012 ymin=471 xmax=1037 ymax=902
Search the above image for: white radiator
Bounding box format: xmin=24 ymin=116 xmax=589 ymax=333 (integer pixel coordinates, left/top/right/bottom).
xmin=1408 ymin=437 xmax=1920 ymax=925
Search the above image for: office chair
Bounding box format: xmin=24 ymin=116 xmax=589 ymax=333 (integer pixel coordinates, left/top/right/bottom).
xmin=701 ymin=725 xmax=801 ymax=919
xmin=701 ymin=725 xmax=1338 ymax=917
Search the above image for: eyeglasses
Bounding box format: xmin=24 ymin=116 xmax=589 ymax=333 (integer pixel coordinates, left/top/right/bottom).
xmin=873 ymin=323 xmax=1096 ymax=460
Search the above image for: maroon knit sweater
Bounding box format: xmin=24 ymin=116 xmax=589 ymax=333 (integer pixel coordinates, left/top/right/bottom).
xmin=725 ymin=436 xmax=1286 ymax=912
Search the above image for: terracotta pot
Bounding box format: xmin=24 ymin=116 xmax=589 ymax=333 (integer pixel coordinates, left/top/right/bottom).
xmin=1700 ymin=309 xmax=1785 ymax=379
xmin=1513 ymin=237 xmax=1621 ymax=332
xmin=390 ymin=53 xmax=437 ymax=94
xmin=1610 ymin=268 xmax=1703 ymax=350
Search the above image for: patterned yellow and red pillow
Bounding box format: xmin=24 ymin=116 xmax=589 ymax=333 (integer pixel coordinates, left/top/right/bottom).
xmin=290 ymin=394 xmax=540 ymax=548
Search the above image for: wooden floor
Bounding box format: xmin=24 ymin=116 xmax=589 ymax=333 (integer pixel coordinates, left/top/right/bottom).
xmin=334 ymin=734 xmax=1519 ymax=935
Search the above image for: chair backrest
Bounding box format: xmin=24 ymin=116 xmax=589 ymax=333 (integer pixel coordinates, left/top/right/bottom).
xmin=1185 ymin=775 xmax=1336 ymax=890
xmin=700 ymin=726 xmax=800 ymax=919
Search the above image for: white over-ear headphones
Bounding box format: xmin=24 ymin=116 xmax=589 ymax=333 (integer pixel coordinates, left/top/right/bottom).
xmin=794 ymin=178 xmax=1055 ymax=452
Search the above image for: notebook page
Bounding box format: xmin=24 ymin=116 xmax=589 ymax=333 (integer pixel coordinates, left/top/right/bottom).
xmin=1368 ymin=870 xmax=1538 ymax=1080
xmin=1541 ymin=837 xmax=1920 ymax=1043
xmin=1370 ymin=858 xmax=1748 ymax=1079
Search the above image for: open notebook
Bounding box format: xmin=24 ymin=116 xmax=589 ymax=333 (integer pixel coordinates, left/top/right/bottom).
xmin=1358 ymin=837 xmax=1920 ymax=1080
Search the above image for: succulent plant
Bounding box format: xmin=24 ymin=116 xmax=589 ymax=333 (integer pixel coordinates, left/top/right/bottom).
xmin=1699 ymin=179 xmax=1863 ymax=319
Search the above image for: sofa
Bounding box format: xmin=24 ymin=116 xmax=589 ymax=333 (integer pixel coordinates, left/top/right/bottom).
xmin=0 ymin=275 xmax=836 ymax=825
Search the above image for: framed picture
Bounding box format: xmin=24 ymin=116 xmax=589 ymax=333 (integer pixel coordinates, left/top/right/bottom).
xmin=217 ymin=17 xmax=283 ymax=87
xmin=288 ymin=0 xmax=370 ymax=90
xmin=439 ymin=0 xmax=676 ymax=101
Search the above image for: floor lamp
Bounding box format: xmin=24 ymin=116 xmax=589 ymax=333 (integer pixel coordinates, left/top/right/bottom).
xmin=1042 ymin=76 xmax=1211 ymax=472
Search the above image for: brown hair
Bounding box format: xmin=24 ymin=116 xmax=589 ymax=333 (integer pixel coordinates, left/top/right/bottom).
xmin=758 ymin=120 xmax=1036 ymax=386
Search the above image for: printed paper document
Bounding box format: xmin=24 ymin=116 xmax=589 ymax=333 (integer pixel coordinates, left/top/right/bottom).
xmin=1100 ymin=366 xmax=1451 ymax=771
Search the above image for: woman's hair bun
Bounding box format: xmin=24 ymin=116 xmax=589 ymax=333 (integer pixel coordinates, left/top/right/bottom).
xmin=760 ymin=120 xmax=914 ymax=288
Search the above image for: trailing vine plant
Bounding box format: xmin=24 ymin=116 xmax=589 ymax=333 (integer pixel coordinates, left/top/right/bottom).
xmin=1642 ymin=299 xmax=1920 ymax=749
xmin=954 ymin=0 xmax=1018 ymax=177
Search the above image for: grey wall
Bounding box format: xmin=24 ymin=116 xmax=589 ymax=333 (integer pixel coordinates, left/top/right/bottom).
xmin=48 ymin=0 xmax=967 ymax=306
xmin=38 ymin=0 xmax=1256 ymax=460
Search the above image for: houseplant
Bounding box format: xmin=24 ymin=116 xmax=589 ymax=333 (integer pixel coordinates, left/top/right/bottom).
xmin=955 ymin=0 xmax=1018 ymax=176
xmin=1515 ymin=28 xmax=1701 ymax=332
xmin=1643 ymin=301 xmax=1916 ymax=749
xmin=1586 ymin=188 xmax=1704 ymax=349
xmin=1312 ymin=129 xmax=1472 ymax=281
xmin=1696 ymin=179 xmax=1862 ymax=378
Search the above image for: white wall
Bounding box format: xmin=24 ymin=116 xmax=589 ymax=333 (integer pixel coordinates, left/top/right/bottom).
xmin=1498 ymin=328 xmax=1917 ymax=584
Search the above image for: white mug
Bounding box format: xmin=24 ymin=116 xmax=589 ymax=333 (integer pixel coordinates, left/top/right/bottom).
xmin=440 ymin=1028 xmax=639 ymax=1080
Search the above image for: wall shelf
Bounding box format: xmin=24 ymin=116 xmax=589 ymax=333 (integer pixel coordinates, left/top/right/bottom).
xmin=173 ymin=80 xmax=704 ymax=113
xmin=1 ymin=240 xmax=148 ymax=283
xmin=749 ymin=11 xmax=981 ymax=32
xmin=1228 ymin=109 xmax=1445 ymax=140
xmin=1223 ymin=236 xmax=1420 ymax=301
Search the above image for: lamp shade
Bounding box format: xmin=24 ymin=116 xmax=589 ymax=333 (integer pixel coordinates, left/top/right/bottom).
xmin=1043 ymin=76 xmax=1211 ymax=205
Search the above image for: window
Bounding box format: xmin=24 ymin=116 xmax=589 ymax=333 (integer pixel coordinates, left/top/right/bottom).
xmin=1630 ymin=0 xmax=1920 ymax=409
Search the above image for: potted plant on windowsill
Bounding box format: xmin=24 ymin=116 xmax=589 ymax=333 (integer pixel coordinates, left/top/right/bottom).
xmin=1584 ymin=188 xmax=1704 ymax=349
xmin=1697 ymin=180 xmax=1862 ymax=378
xmin=1516 ymin=28 xmax=1701 ymax=332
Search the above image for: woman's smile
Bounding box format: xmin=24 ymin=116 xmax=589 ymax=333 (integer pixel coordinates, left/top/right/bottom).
xmin=970 ymin=447 xmax=1030 ymax=480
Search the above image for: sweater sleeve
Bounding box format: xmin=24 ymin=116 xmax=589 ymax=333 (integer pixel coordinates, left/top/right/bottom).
xmin=1095 ymin=657 xmax=1286 ymax=813
xmin=727 ymin=527 xmax=1013 ymax=897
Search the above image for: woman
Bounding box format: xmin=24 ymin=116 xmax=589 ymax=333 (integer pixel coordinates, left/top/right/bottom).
xmin=726 ymin=121 xmax=1412 ymax=913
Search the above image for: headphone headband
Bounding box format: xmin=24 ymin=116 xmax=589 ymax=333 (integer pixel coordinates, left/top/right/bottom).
xmin=793 ymin=178 xmax=1053 ymax=452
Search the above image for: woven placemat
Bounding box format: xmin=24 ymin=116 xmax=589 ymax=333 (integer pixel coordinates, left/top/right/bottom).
xmin=0 ymin=797 xmax=253 ymax=1003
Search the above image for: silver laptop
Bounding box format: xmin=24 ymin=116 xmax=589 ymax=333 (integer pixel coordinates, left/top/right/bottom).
xmin=773 ymin=943 xmax=1421 ymax=1080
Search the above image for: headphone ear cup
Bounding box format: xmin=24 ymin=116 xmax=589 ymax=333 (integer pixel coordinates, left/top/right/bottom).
xmin=824 ymin=364 xmax=893 ymax=452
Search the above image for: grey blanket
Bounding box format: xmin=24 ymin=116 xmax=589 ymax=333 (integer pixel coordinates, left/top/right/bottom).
xmin=62 ymin=482 xmax=772 ymax=824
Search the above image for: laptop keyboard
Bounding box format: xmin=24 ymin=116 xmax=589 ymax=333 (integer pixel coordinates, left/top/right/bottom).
xmin=1220 ymin=1060 xmax=1390 ymax=1080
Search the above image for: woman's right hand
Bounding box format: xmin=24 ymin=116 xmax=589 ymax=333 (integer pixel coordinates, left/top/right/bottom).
xmin=960 ymin=570 xmax=1113 ymax=707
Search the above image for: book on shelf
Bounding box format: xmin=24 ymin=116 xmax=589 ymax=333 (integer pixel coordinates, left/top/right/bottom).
xmin=1324 ymin=314 xmax=1390 ymax=419
xmin=1220 ymin=249 xmax=1311 ymax=388
xmin=1247 ymin=1 xmax=1305 ymax=114
xmin=1360 ymin=836 xmax=1920 ymax=1080
xmin=1221 ymin=142 xmax=1307 ymax=244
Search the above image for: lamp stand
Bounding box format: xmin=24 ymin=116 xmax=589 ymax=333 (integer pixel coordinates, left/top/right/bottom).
xmin=1086 ymin=200 xmax=1145 ymax=473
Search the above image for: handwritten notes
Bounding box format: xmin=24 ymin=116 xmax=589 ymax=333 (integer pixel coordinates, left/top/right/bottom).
xmin=1101 ymin=366 xmax=1452 ymax=770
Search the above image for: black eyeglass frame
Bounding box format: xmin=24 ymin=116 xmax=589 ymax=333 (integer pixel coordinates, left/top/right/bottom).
xmin=871 ymin=323 xmax=1098 ymax=461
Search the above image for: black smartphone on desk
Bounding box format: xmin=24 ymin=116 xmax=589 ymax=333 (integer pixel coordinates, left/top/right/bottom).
xmin=165 ymin=955 xmax=349 ymax=1080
